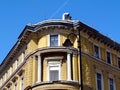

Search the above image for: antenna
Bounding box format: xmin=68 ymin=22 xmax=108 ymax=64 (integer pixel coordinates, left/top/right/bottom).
xmin=49 ymin=0 xmax=70 ymax=19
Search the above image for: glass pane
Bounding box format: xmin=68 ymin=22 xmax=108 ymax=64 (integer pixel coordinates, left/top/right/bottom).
xmin=118 ymin=58 xmax=120 ymax=68
xmin=50 ymin=35 xmax=58 ymax=46
xmin=97 ymin=73 xmax=102 ymax=90
xmin=94 ymin=45 xmax=100 ymax=58
xmin=50 ymin=70 xmax=59 ymax=81
xmin=107 ymin=52 xmax=111 ymax=64
xmin=109 ymin=78 xmax=114 ymax=90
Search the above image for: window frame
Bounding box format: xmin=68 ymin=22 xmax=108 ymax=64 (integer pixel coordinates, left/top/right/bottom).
xmin=117 ymin=57 xmax=120 ymax=68
xmin=48 ymin=34 xmax=60 ymax=47
xmin=94 ymin=44 xmax=101 ymax=59
xmin=47 ymin=60 xmax=61 ymax=81
xmin=96 ymin=71 xmax=104 ymax=90
xmin=14 ymin=81 xmax=17 ymax=90
xmin=20 ymin=75 xmax=24 ymax=90
xmin=106 ymin=50 xmax=112 ymax=64
xmin=108 ymin=74 xmax=116 ymax=90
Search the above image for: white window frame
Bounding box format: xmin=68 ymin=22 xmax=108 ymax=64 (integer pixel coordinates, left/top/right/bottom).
xmin=0 ymin=78 xmax=2 ymax=86
xmin=22 ymin=51 xmax=25 ymax=62
xmin=95 ymin=70 xmax=104 ymax=90
xmin=10 ymin=66 xmax=13 ymax=76
xmin=0 ymin=79 xmax=1 ymax=86
xmin=48 ymin=34 xmax=60 ymax=47
xmin=16 ymin=59 xmax=19 ymax=69
xmin=108 ymin=74 xmax=116 ymax=90
xmin=94 ymin=44 xmax=101 ymax=59
xmin=14 ymin=81 xmax=17 ymax=90
xmin=106 ymin=50 xmax=112 ymax=64
xmin=47 ymin=60 xmax=61 ymax=81
xmin=20 ymin=75 xmax=24 ymax=90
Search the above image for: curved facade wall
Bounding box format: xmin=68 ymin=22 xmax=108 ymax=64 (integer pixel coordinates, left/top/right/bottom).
xmin=0 ymin=19 xmax=120 ymax=90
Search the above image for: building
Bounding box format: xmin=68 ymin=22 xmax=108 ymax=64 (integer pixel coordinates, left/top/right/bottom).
xmin=0 ymin=13 xmax=120 ymax=90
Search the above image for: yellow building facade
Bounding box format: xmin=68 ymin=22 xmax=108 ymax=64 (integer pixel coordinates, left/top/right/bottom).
xmin=0 ymin=14 xmax=120 ymax=90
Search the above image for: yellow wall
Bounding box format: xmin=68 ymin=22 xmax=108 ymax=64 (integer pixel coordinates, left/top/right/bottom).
xmin=1 ymin=29 xmax=120 ymax=90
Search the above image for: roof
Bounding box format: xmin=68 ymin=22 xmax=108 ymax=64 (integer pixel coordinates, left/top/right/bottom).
xmin=0 ymin=19 xmax=120 ymax=73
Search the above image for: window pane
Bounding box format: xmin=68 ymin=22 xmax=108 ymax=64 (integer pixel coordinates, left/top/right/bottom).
xmin=94 ymin=45 xmax=100 ymax=58
xmin=96 ymin=73 xmax=102 ymax=90
xmin=109 ymin=78 xmax=114 ymax=90
xmin=107 ymin=52 xmax=111 ymax=64
xmin=50 ymin=35 xmax=58 ymax=46
xmin=118 ymin=58 xmax=120 ymax=68
xmin=50 ymin=70 xmax=59 ymax=81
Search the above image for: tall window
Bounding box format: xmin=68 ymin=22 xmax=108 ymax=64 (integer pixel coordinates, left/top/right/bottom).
xmin=48 ymin=61 xmax=61 ymax=81
xmin=10 ymin=66 xmax=13 ymax=76
xmin=0 ymin=78 xmax=2 ymax=86
xmin=16 ymin=59 xmax=19 ymax=69
xmin=8 ymin=86 xmax=11 ymax=90
xmin=96 ymin=73 xmax=103 ymax=90
xmin=118 ymin=57 xmax=120 ymax=68
xmin=14 ymin=82 xmax=17 ymax=90
xmin=49 ymin=66 xmax=59 ymax=81
xmin=50 ymin=35 xmax=58 ymax=46
xmin=106 ymin=51 xmax=112 ymax=64
xmin=20 ymin=75 xmax=24 ymax=90
xmin=109 ymin=78 xmax=115 ymax=90
xmin=94 ymin=45 xmax=100 ymax=59
xmin=22 ymin=51 xmax=25 ymax=62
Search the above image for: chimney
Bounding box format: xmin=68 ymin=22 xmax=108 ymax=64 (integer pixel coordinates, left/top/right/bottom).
xmin=62 ymin=13 xmax=71 ymax=20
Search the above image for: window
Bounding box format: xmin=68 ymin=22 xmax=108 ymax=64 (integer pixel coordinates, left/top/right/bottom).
xmin=94 ymin=45 xmax=100 ymax=59
xmin=106 ymin=51 xmax=112 ymax=64
xmin=118 ymin=57 xmax=120 ymax=68
xmin=49 ymin=66 xmax=59 ymax=81
xmin=10 ymin=66 xmax=13 ymax=76
xmin=8 ymin=86 xmax=11 ymax=90
xmin=22 ymin=51 xmax=25 ymax=62
xmin=50 ymin=35 xmax=58 ymax=46
xmin=20 ymin=75 xmax=24 ymax=90
xmin=14 ymin=82 xmax=17 ymax=90
xmin=96 ymin=73 xmax=104 ymax=90
xmin=0 ymin=78 xmax=2 ymax=86
xmin=16 ymin=59 xmax=19 ymax=69
xmin=109 ymin=78 xmax=115 ymax=90
xmin=48 ymin=61 xmax=61 ymax=81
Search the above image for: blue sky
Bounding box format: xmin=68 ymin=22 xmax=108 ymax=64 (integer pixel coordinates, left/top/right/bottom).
xmin=0 ymin=0 xmax=120 ymax=64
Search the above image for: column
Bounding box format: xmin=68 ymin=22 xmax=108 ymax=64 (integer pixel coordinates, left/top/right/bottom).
xmin=37 ymin=55 xmax=42 ymax=82
xmin=67 ymin=53 xmax=72 ymax=81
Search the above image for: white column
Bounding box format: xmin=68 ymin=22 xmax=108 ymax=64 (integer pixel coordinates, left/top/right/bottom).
xmin=37 ymin=55 xmax=41 ymax=82
xmin=67 ymin=53 xmax=72 ymax=80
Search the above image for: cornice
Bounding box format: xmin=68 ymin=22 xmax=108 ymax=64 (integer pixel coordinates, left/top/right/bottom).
xmin=1 ymin=19 xmax=120 ymax=75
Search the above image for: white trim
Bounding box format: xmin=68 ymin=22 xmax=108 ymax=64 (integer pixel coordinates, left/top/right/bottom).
xmin=37 ymin=55 xmax=42 ymax=82
xmin=67 ymin=53 xmax=72 ymax=81
xmin=16 ymin=59 xmax=18 ymax=69
xmin=58 ymin=34 xmax=60 ymax=46
xmin=48 ymin=34 xmax=50 ymax=46
xmin=5 ymin=73 xmax=7 ymax=81
xmin=20 ymin=75 xmax=24 ymax=90
xmin=10 ymin=66 xmax=12 ymax=76
xmin=22 ymin=51 xmax=25 ymax=62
